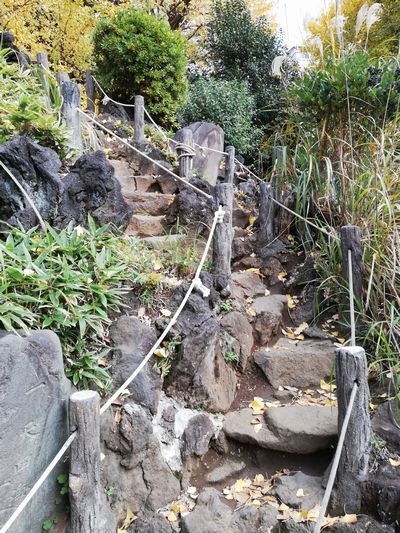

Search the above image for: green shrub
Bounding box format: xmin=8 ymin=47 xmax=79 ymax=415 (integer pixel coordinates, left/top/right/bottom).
xmin=0 ymin=218 xmax=168 ymax=390
xmin=0 ymin=49 xmax=69 ymax=157
xmin=92 ymin=7 xmax=188 ymax=125
xmin=181 ymin=77 xmax=259 ymax=155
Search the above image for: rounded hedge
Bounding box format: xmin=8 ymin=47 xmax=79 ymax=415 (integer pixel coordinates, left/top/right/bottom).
xmin=93 ymin=8 xmax=188 ymax=124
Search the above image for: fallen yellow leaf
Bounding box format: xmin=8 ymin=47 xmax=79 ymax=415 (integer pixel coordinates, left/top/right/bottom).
xmin=119 ymin=508 xmax=137 ymax=531
xmin=154 ymin=348 xmax=167 ymax=358
xmin=389 ymin=458 xmax=400 ymax=467
xmin=160 ymin=308 xmax=172 ymax=317
xmin=320 ymin=379 xmax=337 ymax=392
xmin=339 ymin=514 xmax=357 ymax=524
xmin=278 ymin=271 xmax=287 ymax=282
xmin=167 ymin=511 xmax=178 ymax=522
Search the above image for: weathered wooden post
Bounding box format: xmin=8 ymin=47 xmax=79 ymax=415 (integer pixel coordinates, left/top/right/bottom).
xmin=213 ymin=183 xmax=234 ymax=295
xmin=176 ymin=127 xmax=194 ymax=180
xmin=60 ymin=81 xmax=82 ymax=154
xmin=134 ymin=95 xmax=145 ymax=143
xmin=69 ymin=391 xmax=116 ymax=533
xmin=331 ymin=346 xmax=371 ymax=514
xmin=36 ymin=52 xmax=50 ymax=106
xmin=56 ymin=71 xmax=70 ymax=86
xmin=85 ymin=69 xmax=95 ymax=112
xmin=225 ymin=146 xmax=235 ymax=184
xmin=258 ymin=182 xmax=275 ymax=250
xmin=340 ymin=225 xmax=363 ymax=304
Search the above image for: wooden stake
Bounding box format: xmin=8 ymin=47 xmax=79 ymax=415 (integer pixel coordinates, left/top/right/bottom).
xmin=213 ymin=183 xmax=234 ymax=294
xmin=69 ymin=391 xmax=115 ymax=533
xmin=258 ymin=182 xmax=275 ymax=249
xmin=134 ymin=95 xmax=145 ymax=143
xmin=176 ymin=127 xmax=194 ymax=180
xmin=331 ymin=346 xmax=371 ymax=514
xmin=36 ymin=52 xmax=50 ymax=107
xmin=340 ymin=225 xmax=363 ymax=304
xmin=56 ymin=71 xmax=70 ymax=86
xmin=85 ymin=69 xmax=95 ymax=112
xmin=225 ymin=146 xmax=235 ymax=184
xmin=61 ymin=81 xmax=82 ymax=154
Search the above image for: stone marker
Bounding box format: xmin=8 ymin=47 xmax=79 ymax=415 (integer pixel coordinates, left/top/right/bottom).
xmin=0 ymin=331 xmax=72 ymax=533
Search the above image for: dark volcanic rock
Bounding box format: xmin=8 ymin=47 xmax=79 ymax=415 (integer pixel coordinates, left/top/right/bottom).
xmin=182 ymin=414 xmax=215 ymax=457
xmin=101 ymin=403 xmax=180 ymax=523
xmin=169 ymin=177 xmax=214 ymax=230
xmin=0 ymin=136 xmax=62 ymax=229
xmin=0 ymin=32 xmax=31 ymax=67
xmin=109 ymin=316 xmax=162 ymax=414
xmin=55 ymin=150 xmax=132 ymax=229
xmin=0 ymin=137 xmax=132 ymax=231
xmin=371 ymin=402 xmax=400 ymax=454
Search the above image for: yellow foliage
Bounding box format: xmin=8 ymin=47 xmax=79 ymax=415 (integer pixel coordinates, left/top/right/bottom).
xmin=0 ymin=0 xmax=125 ymax=75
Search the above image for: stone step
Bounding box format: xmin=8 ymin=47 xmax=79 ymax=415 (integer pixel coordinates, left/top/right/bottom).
xmin=125 ymin=214 xmax=166 ymax=237
xmin=142 ymin=234 xmax=186 ymax=249
xmin=124 ymin=191 xmax=175 ymax=216
xmin=223 ymin=404 xmax=338 ymax=454
xmin=254 ymin=337 xmax=335 ymax=389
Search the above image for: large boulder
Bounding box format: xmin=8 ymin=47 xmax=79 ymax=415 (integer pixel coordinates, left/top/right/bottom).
xmin=224 ymin=405 xmax=338 ymax=454
xmin=254 ymin=338 xmax=335 ymax=389
xmin=109 ymin=316 xmax=162 ymax=414
xmin=371 ymin=402 xmax=400 ymax=454
xmin=251 ymin=295 xmax=287 ymax=346
xmin=164 ymin=288 xmax=237 ymax=412
xmin=220 ymin=311 xmax=253 ymax=372
xmin=101 ymin=403 xmax=180 ymax=523
xmin=55 ymin=150 xmax=132 ymax=229
xmin=0 ymin=331 xmax=72 ymax=533
xmin=0 ymin=137 xmax=132 ymax=231
xmin=0 ymin=136 xmax=62 ymax=229
xmin=169 ymin=177 xmax=214 ymax=230
xmin=180 ymin=488 xmax=278 ymax=533
xmin=178 ymin=122 xmax=224 ymax=185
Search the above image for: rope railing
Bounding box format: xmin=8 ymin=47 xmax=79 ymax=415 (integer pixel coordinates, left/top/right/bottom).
xmin=0 ymin=205 xmax=225 ymax=533
xmin=91 ymin=75 xmax=229 ymax=156
xmin=77 ymin=109 xmax=213 ymax=201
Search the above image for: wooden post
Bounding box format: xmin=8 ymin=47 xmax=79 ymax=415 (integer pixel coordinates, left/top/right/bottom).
xmin=69 ymin=391 xmax=116 ymax=533
xmin=134 ymin=95 xmax=145 ymax=143
xmin=61 ymin=81 xmax=82 ymax=154
xmin=340 ymin=225 xmax=363 ymax=304
xmin=56 ymin=71 xmax=70 ymax=86
xmin=258 ymin=182 xmax=275 ymax=250
xmin=331 ymin=346 xmax=371 ymax=514
xmin=177 ymin=127 xmax=194 ymax=180
xmin=36 ymin=52 xmax=50 ymax=106
xmin=85 ymin=69 xmax=95 ymax=112
xmin=213 ymin=183 xmax=234 ymax=295
xmin=225 ymin=146 xmax=235 ymax=184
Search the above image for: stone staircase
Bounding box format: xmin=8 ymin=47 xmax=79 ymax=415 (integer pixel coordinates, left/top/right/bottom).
xmin=110 ymin=159 xmax=183 ymax=247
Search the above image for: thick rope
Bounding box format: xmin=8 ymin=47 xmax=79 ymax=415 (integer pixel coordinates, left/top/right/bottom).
xmin=100 ymin=205 xmax=224 ymax=413
xmin=0 ymin=205 xmax=224 ymax=532
xmin=313 ymin=382 xmax=359 ymax=533
xmin=77 ymin=109 xmax=213 ymax=200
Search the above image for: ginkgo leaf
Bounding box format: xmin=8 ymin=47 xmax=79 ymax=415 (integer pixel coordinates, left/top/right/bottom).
xmin=167 ymin=511 xmax=178 ymax=522
xmin=389 ymin=458 xmax=400 ymax=467
xmin=278 ymin=271 xmax=287 ymax=282
xmin=160 ymin=308 xmax=172 ymax=317
xmin=320 ymin=379 xmax=337 ymax=392
xmin=249 ymin=215 xmax=256 ymax=225
xmin=293 ymin=322 xmax=309 ymax=336
xmin=119 ymin=508 xmax=137 ymax=531
xmin=339 ymin=514 xmax=358 ymax=524
xmin=154 ymin=348 xmax=167 ymax=358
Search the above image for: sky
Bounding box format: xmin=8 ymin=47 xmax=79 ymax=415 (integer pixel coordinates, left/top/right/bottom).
xmin=272 ymin=0 xmax=332 ymax=48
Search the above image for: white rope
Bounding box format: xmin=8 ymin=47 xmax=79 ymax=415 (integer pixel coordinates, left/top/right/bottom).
xmin=0 ymin=160 xmax=47 ymax=232
xmin=0 ymin=432 xmax=77 ymax=533
xmin=348 ymin=249 xmax=356 ymax=346
xmin=1 ymin=205 xmax=224 ymax=531
xmin=77 ymin=109 xmax=213 ymax=200
xmin=100 ymin=205 xmax=224 ymax=414
xmin=313 ymin=382 xmax=359 ymax=533
xmin=92 ymin=75 xmax=136 ymax=108
xmin=236 ymin=160 xmax=340 ymax=241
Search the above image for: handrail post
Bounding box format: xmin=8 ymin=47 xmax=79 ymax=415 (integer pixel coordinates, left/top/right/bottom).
xmin=36 ymin=52 xmax=50 ymax=107
xmin=340 ymin=225 xmax=362 ymax=303
xmin=60 ymin=81 xmax=82 ymax=154
xmin=225 ymin=146 xmax=235 ymax=184
xmin=331 ymin=346 xmax=371 ymax=514
xmin=177 ymin=127 xmax=194 ymax=180
xmin=258 ymin=182 xmax=275 ymax=250
xmin=56 ymin=71 xmax=70 ymax=86
xmin=213 ymin=183 xmax=233 ymax=295
xmin=134 ymin=95 xmax=145 ymax=143
xmin=85 ymin=69 xmax=95 ymax=112
xmin=69 ymin=391 xmax=115 ymax=532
